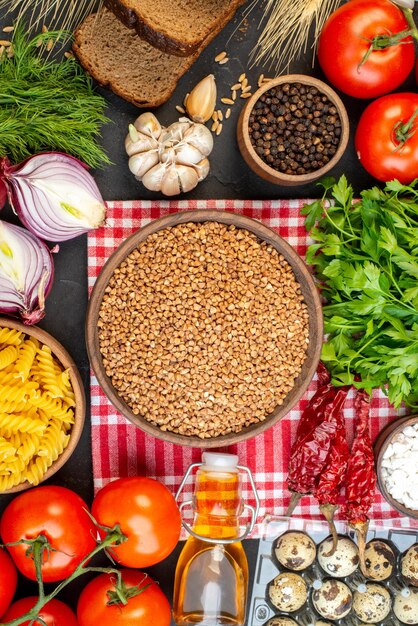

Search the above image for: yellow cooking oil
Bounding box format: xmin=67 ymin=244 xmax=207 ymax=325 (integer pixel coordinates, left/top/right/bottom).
xmin=173 ymin=453 xmax=249 ymax=626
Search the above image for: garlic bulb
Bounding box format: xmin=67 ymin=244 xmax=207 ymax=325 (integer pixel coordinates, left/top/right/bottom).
xmin=125 ymin=114 xmax=213 ymax=196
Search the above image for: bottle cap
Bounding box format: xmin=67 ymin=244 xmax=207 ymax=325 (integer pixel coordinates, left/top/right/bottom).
xmin=201 ymin=452 xmax=239 ymax=472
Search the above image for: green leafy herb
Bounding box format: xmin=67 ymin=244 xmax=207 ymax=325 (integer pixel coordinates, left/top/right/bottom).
xmin=302 ymin=175 xmax=418 ymax=408
xmin=0 ymin=23 xmax=109 ymax=168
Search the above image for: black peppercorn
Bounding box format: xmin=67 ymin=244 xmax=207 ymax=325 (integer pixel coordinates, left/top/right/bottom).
xmin=248 ymin=82 xmax=342 ymax=175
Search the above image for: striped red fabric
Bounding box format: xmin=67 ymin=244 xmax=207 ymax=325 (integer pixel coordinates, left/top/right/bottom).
xmin=88 ymin=200 xmax=416 ymax=535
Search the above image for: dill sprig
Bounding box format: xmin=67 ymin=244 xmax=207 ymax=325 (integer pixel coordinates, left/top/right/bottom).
xmin=0 ymin=23 xmax=110 ymax=168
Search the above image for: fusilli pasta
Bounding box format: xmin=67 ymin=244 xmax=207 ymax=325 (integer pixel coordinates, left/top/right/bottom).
xmin=0 ymin=326 xmax=76 ymax=491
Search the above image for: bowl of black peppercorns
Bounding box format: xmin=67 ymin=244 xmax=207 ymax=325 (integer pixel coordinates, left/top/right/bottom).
xmin=237 ymin=74 xmax=349 ymax=186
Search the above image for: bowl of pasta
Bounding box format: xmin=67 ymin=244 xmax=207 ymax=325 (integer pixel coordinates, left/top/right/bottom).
xmin=0 ymin=317 xmax=85 ymax=494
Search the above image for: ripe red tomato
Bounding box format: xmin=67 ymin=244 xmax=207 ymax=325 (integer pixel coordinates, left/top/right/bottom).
xmin=91 ymin=477 xmax=181 ymax=568
xmin=318 ymin=0 xmax=415 ymax=98
xmin=77 ymin=569 xmax=171 ymax=626
xmin=2 ymin=597 xmax=78 ymax=626
xmin=0 ymin=486 xmax=97 ymax=582
xmin=0 ymin=547 xmax=17 ymax=618
xmin=355 ymin=92 xmax=418 ymax=183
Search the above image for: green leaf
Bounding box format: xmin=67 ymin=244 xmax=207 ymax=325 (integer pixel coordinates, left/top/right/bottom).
xmin=378 ymin=226 xmax=398 ymax=254
xmin=383 ymin=304 xmax=418 ymax=321
xmin=365 ymin=318 xmax=374 ymax=338
xmin=324 ymin=315 xmax=365 ymax=334
xmin=305 ymin=243 xmax=323 ymax=265
xmin=301 ymin=199 xmax=323 ymax=232
xmin=349 ymin=295 xmax=386 ymax=316
xmin=332 ymin=175 xmax=352 ymax=208
xmin=321 ymin=342 xmax=336 ymax=361
xmin=332 ymin=333 xmax=352 ymax=356
xmin=317 ymin=176 xmax=336 ymax=193
xmin=388 ymin=374 xmax=411 ymax=407
xmin=331 ymin=371 xmax=355 ymax=386
xmin=395 ymin=259 xmax=418 ymax=278
xmin=363 ymin=261 xmax=381 ymax=287
xmin=322 ymin=233 xmax=343 ymax=256
xmin=385 ymin=179 xmax=409 ymax=193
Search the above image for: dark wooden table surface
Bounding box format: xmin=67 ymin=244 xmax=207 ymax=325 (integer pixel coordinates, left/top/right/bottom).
xmin=0 ymin=0 xmax=417 ymax=622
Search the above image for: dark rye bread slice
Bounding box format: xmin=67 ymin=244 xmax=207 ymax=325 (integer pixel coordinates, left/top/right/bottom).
xmin=73 ymin=9 xmax=201 ymax=107
xmin=104 ymin=0 xmax=245 ymax=56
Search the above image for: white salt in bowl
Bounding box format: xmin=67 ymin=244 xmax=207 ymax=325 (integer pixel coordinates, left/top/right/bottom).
xmin=374 ymin=415 xmax=418 ymax=519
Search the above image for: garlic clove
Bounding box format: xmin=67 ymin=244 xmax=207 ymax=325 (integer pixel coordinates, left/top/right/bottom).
xmin=193 ymin=157 xmax=210 ymax=182
xmin=160 ymin=164 xmax=182 ymax=196
xmin=176 ymin=164 xmax=200 ymax=194
xmin=160 ymin=146 xmax=177 ymax=165
xmin=134 ymin=112 xmax=162 ymax=139
xmin=142 ymin=162 xmax=167 ymax=192
xmin=128 ymin=124 xmax=140 ymax=143
xmin=186 ymin=74 xmax=217 ymax=124
xmin=125 ymin=128 xmax=159 ymax=157
xmin=175 ymin=142 xmax=205 ymax=166
xmin=183 ymin=123 xmax=214 ymax=157
xmin=128 ymin=150 xmax=159 ymax=180
xmin=162 ymin=120 xmax=191 ymax=144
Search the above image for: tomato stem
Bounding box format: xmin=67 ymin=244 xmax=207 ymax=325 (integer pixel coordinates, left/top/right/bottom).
xmin=400 ymin=6 xmax=418 ymax=38
xmin=358 ymin=6 xmax=418 ymax=70
xmin=393 ymin=107 xmax=418 ymax=149
xmin=106 ymin=577 xmax=152 ymax=607
xmin=359 ymin=27 xmax=415 ymax=69
xmin=32 ymin=538 xmax=46 ymax=602
xmin=0 ymin=527 xmax=128 ymax=626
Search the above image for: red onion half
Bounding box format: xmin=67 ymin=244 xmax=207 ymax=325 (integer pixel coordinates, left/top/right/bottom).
xmin=1 ymin=153 xmax=106 ymax=242
xmin=0 ymin=221 xmax=54 ymax=325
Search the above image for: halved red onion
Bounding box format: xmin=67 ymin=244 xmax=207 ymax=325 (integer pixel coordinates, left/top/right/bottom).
xmin=0 ymin=180 xmax=7 ymax=210
xmin=0 ymin=221 xmax=54 ymax=325
xmin=1 ymin=153 xmax=106 ymax=242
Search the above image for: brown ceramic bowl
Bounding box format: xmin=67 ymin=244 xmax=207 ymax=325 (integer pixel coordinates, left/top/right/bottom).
xmin=237 ymin=74 xmax=349 ymax=186
xmin=86 ymin=210 xmax=323 ymax=447
xmin=0 ymin=317 xmax=85 ymax=494
xmin=374 ymin=415 xmax=418 ymax=519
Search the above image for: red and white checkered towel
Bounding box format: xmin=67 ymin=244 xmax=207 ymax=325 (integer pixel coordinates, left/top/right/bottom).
xmin=88 ymin=200 xmax=416 ymax=535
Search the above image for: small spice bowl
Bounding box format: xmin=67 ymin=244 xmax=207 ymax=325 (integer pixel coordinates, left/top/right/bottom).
xmin=374 ymin=415 xmax=418 ymax=519
xmin=86 ymin=210 xmax=323 ymax=447
xmin=0 ymin=317 xmax=85 ymax=494
xmin=237 ymin=74 xmax=349 ymax=186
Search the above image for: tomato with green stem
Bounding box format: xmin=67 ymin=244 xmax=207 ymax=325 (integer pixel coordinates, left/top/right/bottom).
xmin=0 ymin=486 xmax=97 ymax=583
xmin=91 ymin=477 xmax=181 ymax=568
xmin=77 ymin=569 xmax=171 ymax=626
xmin=355 ymin=92 xmax=418 ymax=182
xmin=318 ymin=0 xmax=416 ymax=98
xmin=0 ymin=547 xmax=17 ymax=618
xmin=2 ymin=597 xmax=78 ymax=626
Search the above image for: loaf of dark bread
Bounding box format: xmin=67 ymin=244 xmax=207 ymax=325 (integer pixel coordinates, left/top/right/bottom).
xmin=73 ymin=9 xmax=201 ymax=107
xmin=103 ymin=0 xmax=245 ymax=56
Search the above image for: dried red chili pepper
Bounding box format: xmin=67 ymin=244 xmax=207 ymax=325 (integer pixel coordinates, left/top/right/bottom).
xmin=344 ymin=388 xmax=376 ymax=574
xmin=286 ymin=363 xmax=349 ymax=515
xmin=314 ymin=394 xmax=350 ymax=555
xmin=293 ymin=361 xmax=332 ymax=440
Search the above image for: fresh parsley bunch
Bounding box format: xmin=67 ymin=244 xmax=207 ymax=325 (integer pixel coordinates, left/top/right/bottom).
xmin=302 ymin=176 xmax=418 ymax=408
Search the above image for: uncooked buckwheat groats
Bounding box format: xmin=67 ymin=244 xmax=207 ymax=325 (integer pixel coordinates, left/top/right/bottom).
xmin=98 ymin=222 xmax=309 ymax=438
